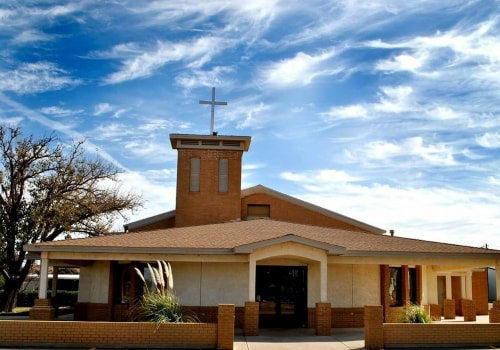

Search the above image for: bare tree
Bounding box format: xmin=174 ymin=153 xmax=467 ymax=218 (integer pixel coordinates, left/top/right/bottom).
xmin=0 ymin=126 xmax=142 ymax=312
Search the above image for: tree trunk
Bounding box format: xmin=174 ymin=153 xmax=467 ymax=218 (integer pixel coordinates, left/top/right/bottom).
xmin=0 ymin=280 xmax=21 ymax=312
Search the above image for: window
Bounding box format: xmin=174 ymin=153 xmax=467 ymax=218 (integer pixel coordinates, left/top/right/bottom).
xmin=190 ymin=158 xmax=200 ymax=192
xmin=389 ymin=267 xmax=402 ymax=306
xmin=247 ymin=204 xmax=270 ymax=219
xmin=219 ymin=159 xmax=228 ymax=192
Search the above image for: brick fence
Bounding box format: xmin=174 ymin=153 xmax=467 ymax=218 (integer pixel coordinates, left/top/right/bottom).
xmin=365 ymin=305 xmax=500 ymax=350
xmin=1 ymin=304 xmax=235 ymax=350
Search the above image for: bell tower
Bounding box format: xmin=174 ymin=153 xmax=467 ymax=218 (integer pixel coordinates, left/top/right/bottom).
xmin=170 ymin=133 xmax=251 ymax=227
xmin=169 ymin=87 xmax=251 ymax=227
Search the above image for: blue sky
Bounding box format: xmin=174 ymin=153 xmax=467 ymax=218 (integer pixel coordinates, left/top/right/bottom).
xmin=1 ymin=1 xmax=500 ymax=249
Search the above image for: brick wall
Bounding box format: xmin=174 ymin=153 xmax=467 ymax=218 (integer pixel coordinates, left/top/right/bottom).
xmin=2 ymin=304 xmax=235 ymax=349
xmin=0 ymin=321 xmax=217 ymax=348
xmin=308 ymin=307 xmax=365 ymax=328
xmin=175 ymin=149 xmax=243 ymax=227
xmin=315 ymin=302 xmax=332 ymax=336
xmin=365 ymin=305 xmax=500 ymax=349
xmin=473 ymin=269 xmax=489 ymax=314
xmin=364 ymin=305 xmax=384 ymax=350
xmin=217 ymin=304 xmax=235 ymax=350
xmin=444 ymin=299 xmax=456 ymax=319
xmin=331 ymin=307 xmax=364 ymax=328
xmin=243 ymin=301 xmax=259 ymax=336
xmin=241 ymin=193 xmax=372 ymax=232
xmin=384 ymin=323 xmax=500 ymax=347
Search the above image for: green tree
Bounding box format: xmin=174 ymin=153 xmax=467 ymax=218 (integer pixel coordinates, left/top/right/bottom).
xmin=0 ymin=126 xmax=142 ymax=312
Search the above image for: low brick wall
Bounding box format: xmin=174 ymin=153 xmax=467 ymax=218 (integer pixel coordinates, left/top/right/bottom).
xmin=365 ymin=305 xmax=500 ymax=349
xmin=2 ymin=303 xmax=235 ymax=349
xmin=384 ymin=323 xmax=500 ymax=347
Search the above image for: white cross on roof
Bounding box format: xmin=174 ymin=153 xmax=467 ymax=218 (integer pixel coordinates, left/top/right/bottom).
xmin=199 ymin=87 xmax=227 ymax=135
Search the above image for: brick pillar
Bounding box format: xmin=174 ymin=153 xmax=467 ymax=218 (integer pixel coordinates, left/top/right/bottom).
xmin=461 ymin=299 xmax=476 ymax=321
xmin=444 ymin=299 xmax=455 ymax=319
xmin=402 ymin=265 xmax=409 ymax=306
xmin=364 ymin=305 xmax=384 ymax=350
xmin=380 ymin=265 xmax=390 ymax=322
xmin=315 ymin=302 xmax=331 ymax=336
xmin=29 ymin=298 xmax=55 ymax=320
xmin=416 ymin=265 xmax=423 ymax=305
xmin=243 ymin=301 xmax=259 ymax=336
xmin=489 ymin=301 xmax=500 ymax=323
xmin=217 ymin=304 xmax=235 ymax=350
xmin=429 ymin=304 xmax=441 ymax=321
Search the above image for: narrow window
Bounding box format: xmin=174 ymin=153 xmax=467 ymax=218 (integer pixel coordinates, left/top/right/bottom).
xmin=247 ymin=204 xmax=270 ymax=219
xmin=190 ymin=158 xmax=200 ymax=192
xmin=389 ymin=267 xmax=402 ymax=307
xmin=219 ymin=159 xmax=228 ymax=192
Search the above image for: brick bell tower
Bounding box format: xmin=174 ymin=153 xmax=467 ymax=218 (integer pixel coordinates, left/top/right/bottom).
xmin=170 ymin=88 xmax=251 ymax=227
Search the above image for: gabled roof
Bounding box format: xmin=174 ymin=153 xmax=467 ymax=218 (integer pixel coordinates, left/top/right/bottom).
xmin=26 ymin=219 xmax=500 ymax=259
xmin=124 ymin=184 xmax=387 ymax=233
xmin=241 ymin=184 xmax=385 ymax=234
xmin=123 ymin=210 xmax=175 ymax=232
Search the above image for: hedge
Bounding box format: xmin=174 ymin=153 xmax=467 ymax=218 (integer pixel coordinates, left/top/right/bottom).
xmin=0 ymin=290 xmax=78 ymax=308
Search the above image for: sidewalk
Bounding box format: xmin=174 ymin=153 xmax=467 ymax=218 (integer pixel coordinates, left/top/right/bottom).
xmin=234 ymin=328 xmax=365 ymax=350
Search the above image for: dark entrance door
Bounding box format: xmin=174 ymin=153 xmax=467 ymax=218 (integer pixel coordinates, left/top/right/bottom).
xmin=256 ymin=266 xmax=308 ymax=328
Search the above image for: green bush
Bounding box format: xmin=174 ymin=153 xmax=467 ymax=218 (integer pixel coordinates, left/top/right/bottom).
xmin=136 ymin=290 xmax=197 ymax=323
xmin=133 ymin=260 xmax=198 ymax=325
xmin=400 ymin=304 xmax=432 ymax=323
xmin=17 ymin=290 xmax=38 ymax=307
xmin=54 ymin=290 xmax=78 ymax=307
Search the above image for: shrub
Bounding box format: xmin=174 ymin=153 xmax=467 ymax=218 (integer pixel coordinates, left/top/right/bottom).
xmin=133 ymin=260 xmax=197 ymax=325
xmin=400 ymin=304 xmax=432 ymax=323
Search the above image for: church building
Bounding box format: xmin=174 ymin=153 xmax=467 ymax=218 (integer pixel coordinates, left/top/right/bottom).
xmin=25 ymin=90 xmax=500 ymax=331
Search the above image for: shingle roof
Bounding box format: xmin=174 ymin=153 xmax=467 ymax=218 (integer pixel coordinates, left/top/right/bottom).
xmin=26 ymin=219 xmax=500 ymax=258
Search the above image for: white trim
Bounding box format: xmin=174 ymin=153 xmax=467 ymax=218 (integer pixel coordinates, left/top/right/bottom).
xmin=234 ymin=234 xmax=347 ymax=255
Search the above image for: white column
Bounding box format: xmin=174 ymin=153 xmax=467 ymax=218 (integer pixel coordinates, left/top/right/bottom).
xmin=465 ymin=271 xmax=473 ymax=300
xmin=320 ymin=256 xmax=327 ymax=302
xmin=445 ymin=274 xmax=452 ymax=299
xmin=248 ymin=256 xmax=256 ymax=301
xmin=38 ymin=254 xmax=49 ymax=299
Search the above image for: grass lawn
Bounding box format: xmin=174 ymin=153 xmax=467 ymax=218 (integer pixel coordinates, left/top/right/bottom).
xmin=0 ymin=307 xmax=30 ymax=316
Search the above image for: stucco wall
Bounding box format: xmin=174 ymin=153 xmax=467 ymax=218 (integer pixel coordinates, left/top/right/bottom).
xmin=328 ymin=264 xmax=380 ymax=307
xmin=78 ymin=261 xmax=110 ymax=303
xmin=172 ymin=261 xmax=248 ymax=307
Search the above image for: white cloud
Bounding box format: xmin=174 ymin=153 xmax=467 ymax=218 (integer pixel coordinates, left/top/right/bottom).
xmin=320 ymin=105 xmax=368 ymax=120
xmin=175 ymin=66 xmax=234 ymax=89
xmin=0 ymin=62 xmax=81 ymax=94
xmin=103 ymin=36 xmax=227 ymax=84
xmin=115 ymin=170 xmax=177 ymax=230
xmin=358 ymin=137 xmax=456 ymax=166
xmin=376 ymin=52 xmax=427 ymax=73
xmin=477 ymin=132 xmax=500 ymax=148
xmin=374 ymin=86 xmax=413 ymax=113
xmin=12 ymin=30 xmax=52 ymax=44
xmin=283 ymin=168 xmax=500 ymax=249
xmin=39 ymin=106 xmax=83 ymax=116
xmin=93 ymin=103 xmax=114 ymax=116
xmin=258 ymin=49 xmax=341 ymax=88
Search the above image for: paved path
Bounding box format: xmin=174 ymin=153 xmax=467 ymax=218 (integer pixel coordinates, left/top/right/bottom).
xmin=234 ymin=328 xmax=365 ymax=350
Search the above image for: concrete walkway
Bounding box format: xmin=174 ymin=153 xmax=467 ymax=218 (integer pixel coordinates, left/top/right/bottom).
xmin=234 ymin=328 xmax=365 ymax=350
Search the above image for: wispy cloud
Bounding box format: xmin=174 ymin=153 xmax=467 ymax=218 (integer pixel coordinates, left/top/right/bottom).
xmin=477 ymin=132 xmax=500 ymax=148
xmin=258 ymin=48 xmax=342 ymax=88
xmin=102 ymin=36 xmax=229 ymax=84
xmin=39 ymin=106 xmax=83 ymax=117
xmin=0 ymin=62 xmax=81 ymax=94
xmin=12 ymin=30 xmax=53 ymax=44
